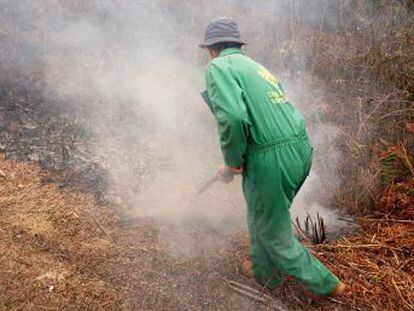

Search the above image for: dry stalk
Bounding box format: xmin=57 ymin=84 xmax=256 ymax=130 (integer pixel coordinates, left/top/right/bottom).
xmin=228 ymin=283 xmax=266 ymax=303
xmin=226 ymin=279 xmax=289 ymax=310
xmin=89 ymin=211 xmax=114 ymax=243
xmin=358 ymin=218 xmax=414 ymax=224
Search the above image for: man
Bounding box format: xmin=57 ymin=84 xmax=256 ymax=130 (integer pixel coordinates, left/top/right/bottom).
xmin=200 ymin=17 xmax=346 ymax=297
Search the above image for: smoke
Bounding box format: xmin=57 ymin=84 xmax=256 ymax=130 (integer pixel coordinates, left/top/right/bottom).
xmin=1 ymin=0 xmax=357 ymax=256
xmin=40 ymin=1 xmax=250 ymax=254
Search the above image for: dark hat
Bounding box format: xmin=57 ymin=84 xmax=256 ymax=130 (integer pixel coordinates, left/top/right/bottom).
xmin=199 ymin=17 xmax=247 ymax=48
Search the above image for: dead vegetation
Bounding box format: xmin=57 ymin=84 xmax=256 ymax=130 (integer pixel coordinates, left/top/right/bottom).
xmin=315 ymin=217 xmax=414 ymax=310
xmin=0 ymin=154 xmax=413 ymax=310
xmin=302 ymin=3 xmax=414 ymax=213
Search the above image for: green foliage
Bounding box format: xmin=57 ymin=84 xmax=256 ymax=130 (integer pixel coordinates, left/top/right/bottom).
xmin=380 ymin=150 xmax=411 ymax=185
xmin=380 ymin=153 xmax=401 ymax=185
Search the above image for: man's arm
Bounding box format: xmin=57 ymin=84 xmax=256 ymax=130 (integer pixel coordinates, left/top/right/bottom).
xmin=205 ymin=62 xmax=250 ymax=168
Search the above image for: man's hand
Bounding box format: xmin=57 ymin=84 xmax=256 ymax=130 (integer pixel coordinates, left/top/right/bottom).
xmin=215 ymin=165 xmax=243 ymax=184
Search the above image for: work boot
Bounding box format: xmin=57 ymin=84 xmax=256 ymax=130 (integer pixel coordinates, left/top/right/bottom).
xmin=305 ymin=280 xmax=348 ymax=302
xmin=329 ymin=281 xmax=348 ymax=297
xmin=240 ymin=260 xmax=253 ymax=278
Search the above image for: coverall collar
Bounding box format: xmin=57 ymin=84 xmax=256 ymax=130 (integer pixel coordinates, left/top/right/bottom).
xmin=218 ymin=47 xmax=243 ymax=57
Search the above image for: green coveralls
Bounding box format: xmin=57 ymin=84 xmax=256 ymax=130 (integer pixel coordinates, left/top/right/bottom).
xmin=204 ymin=48 xmax=339 ymax=295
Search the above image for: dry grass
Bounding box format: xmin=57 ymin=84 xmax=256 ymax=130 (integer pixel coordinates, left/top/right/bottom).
xmin=314 ymin=217 xmax=414 ymax=310
xmin=0 ymin=155 xmax=413 ymax=310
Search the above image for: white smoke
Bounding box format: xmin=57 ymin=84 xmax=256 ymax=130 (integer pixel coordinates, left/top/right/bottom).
xmin=1 ymin=0 xmax=355 ymax=256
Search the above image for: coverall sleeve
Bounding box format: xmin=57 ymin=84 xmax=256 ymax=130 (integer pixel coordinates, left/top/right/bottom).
xmin=205 ymin=63 xmax=250 ymax=168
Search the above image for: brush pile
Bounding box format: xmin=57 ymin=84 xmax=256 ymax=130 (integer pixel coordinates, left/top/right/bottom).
xmin=313 ymin=217 xmax=414 ymax=310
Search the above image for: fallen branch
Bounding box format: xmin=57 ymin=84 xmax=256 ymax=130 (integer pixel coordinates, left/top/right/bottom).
xmin=89 ymin=212 xmax=115 ymax=243
xmin=227 ymin=280 xmax=288 ymax=311
xmin=228 ymin=280 xmax=272 ymax=299
xmin=228 ymin=283 xmax=266 ymax=303
xmin=327 ymin=297 xmax=363 ymax=311
xmin=228 ymin=280 xmax=260 ymax=293
xmin=317 ymin=243 xmax=388 ymax=249
xmin=358 ymin=218 xmax=414 ymax=224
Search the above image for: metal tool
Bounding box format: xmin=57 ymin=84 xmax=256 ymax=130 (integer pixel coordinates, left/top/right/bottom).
xmin=197 ymin=175 xmax=219 ymax=195
xmin=197 ymin=167 xmax=241 ymax=195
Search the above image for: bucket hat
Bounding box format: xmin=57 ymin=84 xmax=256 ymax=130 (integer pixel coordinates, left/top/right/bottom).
xmin=199 ymin=17 xmax=247 ymax=48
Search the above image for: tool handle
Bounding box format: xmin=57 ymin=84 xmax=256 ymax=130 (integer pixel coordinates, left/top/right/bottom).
xmin=197 ymin=175 xmax=219 ymax=195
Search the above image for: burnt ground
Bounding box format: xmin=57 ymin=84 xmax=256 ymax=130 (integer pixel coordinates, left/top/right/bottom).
xmin=0 ymin=154 xmax=413 ymax=311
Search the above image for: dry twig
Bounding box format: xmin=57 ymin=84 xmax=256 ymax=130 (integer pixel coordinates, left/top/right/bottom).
xmin=89 ymin=211 xmax=114 ymax=243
